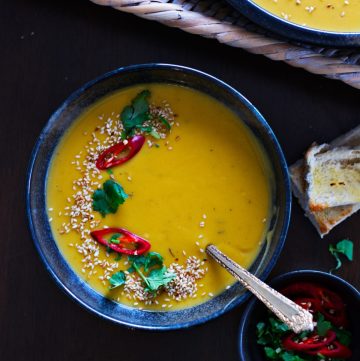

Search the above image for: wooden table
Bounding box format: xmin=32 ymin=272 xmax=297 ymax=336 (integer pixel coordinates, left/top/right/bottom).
xmin=1 ymin=1 xmax=358 ymax=360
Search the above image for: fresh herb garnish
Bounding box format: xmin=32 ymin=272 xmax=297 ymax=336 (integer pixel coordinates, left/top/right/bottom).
xmin=121 ymin=90 xmax=151 ymax=137
xmin=329 ymin=239 xmax=353 ymax=273
xmin=109 ymin=270 xmax=126 ymax=289
xmin=120 ymin=90 xmax=171 ymax=139
xmin=92 ymin=179 xmax=128 ymax=217
xmin=316 ymin=313 xmax=331 ymax=337
xmin=127 ymin=252 xmax=175 ymax=292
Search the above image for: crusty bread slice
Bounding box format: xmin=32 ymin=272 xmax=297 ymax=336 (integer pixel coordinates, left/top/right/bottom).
xmin=290 ymin=125 xmax=360 ymax=238
xmin=305 ymin=144 xmax=360 ymax=211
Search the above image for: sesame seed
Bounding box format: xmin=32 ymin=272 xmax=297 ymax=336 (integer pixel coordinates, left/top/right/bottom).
xmin=127 ymin=176 xmax=132 ymax=181
xmin=48 ymin=208 xmax=53 ymax=211
xmin=195 ymin=241 xmax=200 ymax=246
xmin=48 ymin=217 xmax=53 ymax=222
xmin=199 ymin=221 xmax=205 ymax=227
xmin=208 ymin=292 xmax=214 ymax=297
xmin=202 ymin=214 xmax=207 ymax=219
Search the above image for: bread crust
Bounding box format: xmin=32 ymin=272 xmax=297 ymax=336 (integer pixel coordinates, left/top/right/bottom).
xmin=290 ymin=125 xmax=360 ymax=238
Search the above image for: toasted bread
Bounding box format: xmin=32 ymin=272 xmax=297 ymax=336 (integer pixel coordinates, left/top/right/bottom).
xmin=305 ymin=144 xmax=360 ymax=211
xmin=290 ymin=125 xmax=360 ymax=238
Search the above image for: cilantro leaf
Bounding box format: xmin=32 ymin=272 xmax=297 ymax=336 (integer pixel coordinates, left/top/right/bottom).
xmin=127 ymin=252 xmax=175 ymax=292
xmin=109 ymin=271 xmax=126 ymax=289
xmin=334 ymin=327 xmax=352 ymax=346
xmin=264 ymin=347 xmax=277 ymax=359
xmin=121 ymin=90 xmax=150 ymax=137
xmin=92 ymin=179 xmax=128 ymax=217
xmin=316 ymin=312 xmax=331 ymax=337
xmin=144 ymin=252 xmax=163 ymax=272
xmin=144 ymin=266 xmax=175 ymax=292
xmin=269 ymin=317 xmax=289 ymax=333
xmin=329 ymin=239 xmax=353 ymax=273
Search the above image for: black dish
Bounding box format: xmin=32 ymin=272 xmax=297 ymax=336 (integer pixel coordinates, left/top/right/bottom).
xmin=239 ymin=270 xmax=360 ymax=360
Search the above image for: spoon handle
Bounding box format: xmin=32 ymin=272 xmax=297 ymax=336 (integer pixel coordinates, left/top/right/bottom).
xmin=206 ymin=244 xmax=313 ymax=333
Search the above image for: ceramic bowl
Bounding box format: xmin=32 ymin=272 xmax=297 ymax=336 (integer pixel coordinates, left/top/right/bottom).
xmin=239 ymin=270 xmax=360 ymax=360
xmin=226 ymin=0 xmax=360 ymax=47
xmin=27 ymin=63 xmax=291 ymax=330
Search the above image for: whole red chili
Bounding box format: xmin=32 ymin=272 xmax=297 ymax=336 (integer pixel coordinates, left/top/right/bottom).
xmin=282 ymin=330 xmax=337 ymax=351
xmin=95 ymin=135 xmax=145 ymax=170
xmin=307 ymin=341 xmax=352 ymax=358
xmin=90 ymin=227 xmax=150 ymax=255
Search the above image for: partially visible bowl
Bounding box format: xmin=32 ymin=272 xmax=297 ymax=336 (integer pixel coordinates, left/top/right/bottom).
xmin=239 ymin=270 xmax=360 ymax=361
xmin=27 ymin=63 xmax=291 ymax=330
xmin=226 ymin=0 xmax=360 ymax=47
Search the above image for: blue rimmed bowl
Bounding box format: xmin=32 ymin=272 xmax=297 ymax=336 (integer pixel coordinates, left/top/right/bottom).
xmin=226 ymin=0 xmax=360 ymax=47
xmin=26 ymin=63 xmax=291 ymax=330
xmin=239 ymin=270 xmax=360 ymax=361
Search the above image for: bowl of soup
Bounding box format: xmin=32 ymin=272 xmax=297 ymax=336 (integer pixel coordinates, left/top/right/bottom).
xmin=27 ymin=64 xmax=291 ymax=329
xmin=226 ymin=0 xmax=360 ymax=46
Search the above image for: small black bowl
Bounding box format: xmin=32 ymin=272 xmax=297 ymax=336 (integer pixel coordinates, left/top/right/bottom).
xmin=239 ymin=270 xmax=360 ymax=361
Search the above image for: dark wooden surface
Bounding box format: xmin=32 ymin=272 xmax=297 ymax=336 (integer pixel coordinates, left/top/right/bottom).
xmin=1 ymin=1 xmax=359 ymax=360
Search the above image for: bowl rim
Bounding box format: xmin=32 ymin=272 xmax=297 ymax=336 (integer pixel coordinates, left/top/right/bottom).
xmin=238 ymin=269 xmax=360 ymax=360
xmin=26 ymin=63 xmax=291 ymax=330
xmin=226 ymin=0 xmax=360 ymax=47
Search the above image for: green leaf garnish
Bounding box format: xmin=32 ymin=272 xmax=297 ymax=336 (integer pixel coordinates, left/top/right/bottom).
xmin=109 ymin=271 xmax=126 ymax=289
xmin=329 ymin=239 xmax=353 ymax=273
xmin=121 ymin=90 xmax=150 ymax=137
xmin=334 ymin=327 xmax=352 ymax=346
xmin=127 ymin=252 xmax=175 ymax=292
xmin=316 ymin=312 xmax=331 ymax=337
xmin=144 ymin=266 xmax=175 ymax=292
xmin=92 ymin=179 xmax=128 ymax=217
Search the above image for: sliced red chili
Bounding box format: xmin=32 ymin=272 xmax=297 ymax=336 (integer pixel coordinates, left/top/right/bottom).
xmin=90 ymin=227 xmax=150 ymax=256
xmin=281 ymin=282 xmax=348 ymax=327
xmin=282 ymin=330 xmax=336 ymax=351
xmin=306 ymin=341 xmax=352 ymax=358
xmin=95 ymin=135 xmax=145 ymax=170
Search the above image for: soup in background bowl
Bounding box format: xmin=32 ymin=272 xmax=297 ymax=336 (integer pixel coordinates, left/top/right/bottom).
xmin=27 ymin=64 xmax=291 ymax=329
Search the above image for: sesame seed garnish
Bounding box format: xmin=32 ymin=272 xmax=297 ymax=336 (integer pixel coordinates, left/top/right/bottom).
xmin=195 ymin=241 xmax=200 ymax=246
xmin=127 ymin=176 xmax=132 ymax=181
xmin=208 ymin=292 xmax=214 ymax=297
xmin=202 ymin=214 xmax=207 ymax=219
xmin=199 ymin=248 xmax=204 ymax=253
xmin=199 ymin=221 xmax=205 ymax=227
xmin=48 ymin=207 xmax=53 ymax=211
xmin=48 ymin=217 xmax=53 ymax=222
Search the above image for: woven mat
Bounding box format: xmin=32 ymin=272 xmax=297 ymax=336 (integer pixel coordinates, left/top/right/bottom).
xmin=91 ymin=0 xmax=360 ymax=90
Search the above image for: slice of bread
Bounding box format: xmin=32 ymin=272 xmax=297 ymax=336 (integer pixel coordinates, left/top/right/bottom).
xmin=290 ymin=125 xmax=360 ymax=238
xmin=305 ymin=144 xmax=360 ymax=211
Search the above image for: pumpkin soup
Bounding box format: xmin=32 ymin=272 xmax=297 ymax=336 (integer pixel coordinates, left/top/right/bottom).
xmin=46 ymin=84 xmax=272 ymax=310
xmin=252 ymin=0 xmax=360 ymax=32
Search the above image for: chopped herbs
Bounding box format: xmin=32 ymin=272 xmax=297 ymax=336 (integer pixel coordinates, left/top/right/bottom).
xmin=109 ymin=233 xmax=122 ymax=244
xmin=92 ymin=179 xmax=128 ymax=217
xmin=329 ymin=239 xmax=353 ymax=273
xmin=109 ymin=271 xmax=126 ymax=289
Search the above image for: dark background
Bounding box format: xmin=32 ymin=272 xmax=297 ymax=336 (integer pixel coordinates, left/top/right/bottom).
xmin=1 ymin=1 xmax=359 ymax=360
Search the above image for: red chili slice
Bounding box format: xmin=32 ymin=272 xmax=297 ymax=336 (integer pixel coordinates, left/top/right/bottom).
xmin=95 ymin=135 xmax=145 ymax=170
xmin=90 ymin=227 xmax=150 ymax=255
xmin=306 ymin=341 xmax=352 ymax=358
xmin=281 ymin=282 xmax=348 ymax=327
xmin=282 ymin=330 xmax=336 ymax=351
